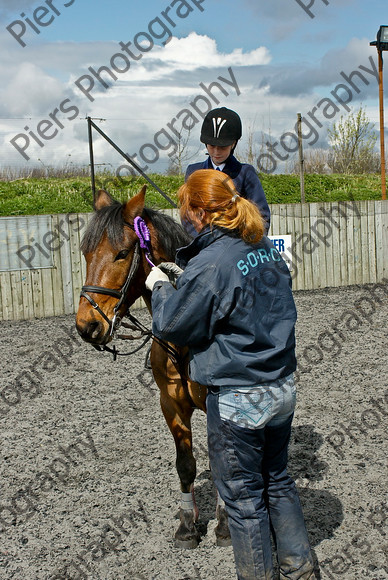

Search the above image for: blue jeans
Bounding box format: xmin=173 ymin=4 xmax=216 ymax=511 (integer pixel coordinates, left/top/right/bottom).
xmin=207 ymin=377 xmax=315 ymax=580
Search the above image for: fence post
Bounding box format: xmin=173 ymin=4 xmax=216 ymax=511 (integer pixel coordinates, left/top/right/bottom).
xmin=297 ymin=113 xmax=305 ymax=204
xmin=87 ymin=117 xmax=96 ymax=205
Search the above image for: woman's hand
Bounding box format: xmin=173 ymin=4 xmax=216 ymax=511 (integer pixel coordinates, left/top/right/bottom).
xmin=145 ymin=267 xmax=170 ymax=291
xmin=158 ymin=262 xmax=184 ymax=284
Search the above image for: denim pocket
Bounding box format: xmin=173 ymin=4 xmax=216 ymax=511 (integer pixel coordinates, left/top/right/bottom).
xmin=267 ymin=376 xmax=296 ymax=426
xmin=219 ymin=388 xmax=273 ymax=430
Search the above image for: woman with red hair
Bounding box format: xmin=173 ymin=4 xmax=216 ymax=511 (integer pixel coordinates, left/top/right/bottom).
xmin=146 ymin=170 xmax=316 ymax=580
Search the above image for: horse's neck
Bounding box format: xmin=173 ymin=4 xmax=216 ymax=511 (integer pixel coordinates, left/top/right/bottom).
xmin=142 ymin=292 xmax=152 ymax=314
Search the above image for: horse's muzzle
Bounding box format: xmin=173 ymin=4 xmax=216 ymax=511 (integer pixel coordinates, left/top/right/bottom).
xmin=76 ymin=318 xmax=112 ymax=345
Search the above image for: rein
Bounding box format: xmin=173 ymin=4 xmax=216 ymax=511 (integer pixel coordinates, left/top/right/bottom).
xmin=80 ymin=217 xmax=182 ymax=366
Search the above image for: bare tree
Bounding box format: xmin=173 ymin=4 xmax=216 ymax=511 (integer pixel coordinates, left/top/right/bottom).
xmin=234 ymin=115 xmax=278 ymax=174
xmin=240 ymin=118 xmax=258 ymax=166
xmin=292 ymin=148 xmax=331 ymax=174
xmin=165 ymin=126 xmax=201 ymax=176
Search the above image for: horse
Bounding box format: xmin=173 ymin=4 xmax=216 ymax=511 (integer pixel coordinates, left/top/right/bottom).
xmin=75 ymin=186 xmax=231 ymax=549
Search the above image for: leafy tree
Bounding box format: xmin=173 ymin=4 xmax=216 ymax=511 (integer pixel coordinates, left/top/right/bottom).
xmin=328 ymin=107 xmax=378 ymax=174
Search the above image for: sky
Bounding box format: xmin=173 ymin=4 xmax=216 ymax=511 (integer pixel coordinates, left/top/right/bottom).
xmin=0 ymin=0 xmax=387 ymax=175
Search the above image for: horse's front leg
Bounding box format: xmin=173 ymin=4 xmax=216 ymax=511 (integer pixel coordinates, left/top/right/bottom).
xmin=160 ymin=394 xmax=201 ymax=548
xmin=160 ymin=392 xmax=231 ymax=548
xmin=151 ymin=343 xmax=201 ymax=548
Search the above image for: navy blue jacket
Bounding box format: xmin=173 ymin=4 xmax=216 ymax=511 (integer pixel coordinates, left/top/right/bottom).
xmin=151 ymin=226 xmax=297 ymax=388
xmin=185 ymin=155 xmax=271 ymax=233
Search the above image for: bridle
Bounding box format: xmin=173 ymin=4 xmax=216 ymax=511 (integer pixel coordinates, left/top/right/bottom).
xmin=80 ymin=214 xmax=187 ymax=379
xmin=80 ymin=216 xmax=155 ymax=337
xmin=80 ymin=238 xmax=141 ymax=339
xmin=80 ymin=216 xmax=181 ymax=364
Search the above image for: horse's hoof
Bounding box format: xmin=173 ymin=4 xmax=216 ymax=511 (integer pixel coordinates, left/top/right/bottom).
xmin=174 ymin=508 xmax=200 ymax=550
xmin=215 ymin=505 xmax=232 ymax=547
xmin=174 ymin=536 xmax=199 ymax=549
xmin=216 ymin=535 xmax=232 ymax=547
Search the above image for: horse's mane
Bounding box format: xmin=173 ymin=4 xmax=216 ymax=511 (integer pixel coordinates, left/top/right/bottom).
xmin=144 ymin=207 xmax=192 ymax=259
xmin=81 ymin=201 xmax=192 ymax=261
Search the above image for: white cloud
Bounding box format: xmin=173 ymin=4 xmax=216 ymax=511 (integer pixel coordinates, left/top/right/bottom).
xmin=1 ymin=62 xmax=66 ymax=116
xmin=0 ymin=30 xmax=381 ymax=173
xmin=150 ymin=32 xmax=271 ymax=70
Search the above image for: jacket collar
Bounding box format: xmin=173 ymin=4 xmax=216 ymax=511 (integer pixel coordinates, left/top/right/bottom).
xmin=203 ymin=157 xmax=212 ymax=169
xmin=203 ymin=154 xmax=241 ymax=177
xmin=222 ymin=155 xmax=242 ymax=178
xmin=176 ymin=226 xmax=228 ymax=269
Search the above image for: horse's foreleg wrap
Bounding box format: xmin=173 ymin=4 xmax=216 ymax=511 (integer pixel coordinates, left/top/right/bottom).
xmin=181 ymin=484 xmax=199 ymax=521
xmin=176 ymin=483 xmax=200 ymax=548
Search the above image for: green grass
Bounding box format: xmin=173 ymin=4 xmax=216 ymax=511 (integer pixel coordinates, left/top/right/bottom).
xmin=0 ymin=173 xmax=383 ymax=216
xmin=260 ymin=174 xmax=383 ymax=204
xmin=0 ymin=174 xmax=184 ymax=216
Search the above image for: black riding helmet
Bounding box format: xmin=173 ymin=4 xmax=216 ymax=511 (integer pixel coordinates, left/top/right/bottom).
xmin=200 ymin=107 xmax=242 ymax=147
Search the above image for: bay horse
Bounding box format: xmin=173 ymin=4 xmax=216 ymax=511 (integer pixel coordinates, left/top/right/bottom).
xmin=75 ymin=186 xmax=231 ymax=549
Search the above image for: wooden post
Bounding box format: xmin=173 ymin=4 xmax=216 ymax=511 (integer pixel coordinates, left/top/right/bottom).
xmin=378 ymin=50 xmax=387 ymax=200
xmin=297 ymin=113 xmax=305 ymax=203
xmin=87 ymin=117 xmax=177 ymax=208
xmin=87 ymin=117 xmax=96 ymax=206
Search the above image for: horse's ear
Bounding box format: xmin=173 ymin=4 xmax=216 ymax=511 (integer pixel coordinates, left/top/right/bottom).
xmin=94 ymin=189 xmax=113 ymax=210
xmin=123 ymin=185 xmax=146 ymax=221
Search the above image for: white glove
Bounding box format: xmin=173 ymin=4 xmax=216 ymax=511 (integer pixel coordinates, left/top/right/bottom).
xmin=145 ymin=267 xmax=170 ymax=291
xmin=158 ymin=262 xmax=184 ymax=284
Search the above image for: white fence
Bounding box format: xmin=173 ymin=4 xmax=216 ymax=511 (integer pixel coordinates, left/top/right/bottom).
xmin=0 ymin=199 xmax=387 ymax=321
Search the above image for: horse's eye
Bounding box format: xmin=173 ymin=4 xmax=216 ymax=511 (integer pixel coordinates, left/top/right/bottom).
xmin=115 ymin=249 xmax=130 ymax=261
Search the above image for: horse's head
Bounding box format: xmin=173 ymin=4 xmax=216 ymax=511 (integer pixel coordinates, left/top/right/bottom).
xmin=76 ymin=185 xmax=175 ymax=346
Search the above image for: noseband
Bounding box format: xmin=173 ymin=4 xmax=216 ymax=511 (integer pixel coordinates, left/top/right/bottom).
xmin=80 ymin=217 xmax=153 ymax=338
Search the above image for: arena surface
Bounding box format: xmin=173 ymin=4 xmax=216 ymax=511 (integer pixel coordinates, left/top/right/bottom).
xmin=0 ymin=284 xmax=387 ymax=579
